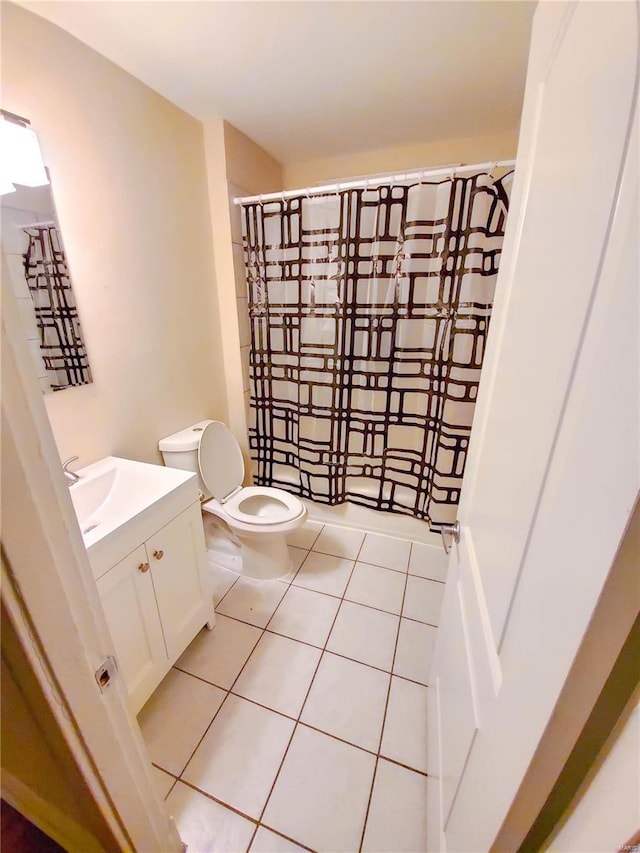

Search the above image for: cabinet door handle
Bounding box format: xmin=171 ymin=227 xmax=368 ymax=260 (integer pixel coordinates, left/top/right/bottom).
xmin=138 ymin=562 xmax=150 ymax=573
xmin=153 ymin=550 xmax=164 ymax=560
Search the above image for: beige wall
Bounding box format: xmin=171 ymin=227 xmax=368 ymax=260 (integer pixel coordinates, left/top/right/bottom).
xmin=1 ymin=3 xmax=516 ymax=477
xmin=283 ymin=129 xmax=519 ymax=188
xmin=1 ymin=3 xmax=225 ymax=467
xmin=202 ymin=118 xmax=283 ymax=477
xmin=224 ymin=121 xmax=283 ymax=195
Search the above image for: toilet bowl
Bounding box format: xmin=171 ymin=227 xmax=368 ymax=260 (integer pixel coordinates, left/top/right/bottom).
xmin=158 ymin=420 xmax=307 ymax=580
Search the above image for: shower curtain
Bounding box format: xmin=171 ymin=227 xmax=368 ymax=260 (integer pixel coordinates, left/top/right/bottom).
xmin=23 ymin=224 xmax=92 ymax=390
xmin=242 ymin=171 xmax=512 ymax=528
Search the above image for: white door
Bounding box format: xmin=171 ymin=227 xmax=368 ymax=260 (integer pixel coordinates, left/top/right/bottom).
xmin=427 ymin=3 xmax=639 ymax=851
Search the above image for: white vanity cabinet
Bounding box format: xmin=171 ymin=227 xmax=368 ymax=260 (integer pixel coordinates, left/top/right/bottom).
xmin=96 ymin=502 xmax=214 ymax=713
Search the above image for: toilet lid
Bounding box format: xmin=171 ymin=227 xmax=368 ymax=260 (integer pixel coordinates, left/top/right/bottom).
xmin=198 ymin=421 xmax=245 ymax=502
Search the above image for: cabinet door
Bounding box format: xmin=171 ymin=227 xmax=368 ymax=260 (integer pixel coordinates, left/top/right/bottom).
xmin=147 ymin=504 xmax=214 ymax=662
xmin=96 ymin=545 xmax=168 ymax=713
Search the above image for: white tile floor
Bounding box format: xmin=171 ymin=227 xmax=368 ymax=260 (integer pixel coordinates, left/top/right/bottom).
xmin=138 ymin=521 xmax=447 ymax=853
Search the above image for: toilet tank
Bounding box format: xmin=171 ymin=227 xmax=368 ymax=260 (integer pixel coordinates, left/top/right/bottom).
xmin=158 ymin=420 xmax=213 ymax=498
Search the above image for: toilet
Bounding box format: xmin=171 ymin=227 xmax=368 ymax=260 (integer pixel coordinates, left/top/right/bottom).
xmin=158 ymin=420 xmax=307 ymax=580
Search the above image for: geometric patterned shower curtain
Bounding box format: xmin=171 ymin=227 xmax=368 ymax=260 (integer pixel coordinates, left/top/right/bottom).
xmin=242 ymin=171 xmax=512 ymax=528
xmin=23 ymin=224 xmax=92 ymax=390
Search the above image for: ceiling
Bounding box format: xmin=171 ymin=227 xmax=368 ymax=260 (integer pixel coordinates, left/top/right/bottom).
xmin=19 ymin=1 xmax=536 ymax=165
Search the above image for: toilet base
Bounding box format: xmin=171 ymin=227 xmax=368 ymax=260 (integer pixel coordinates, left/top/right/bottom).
xmin=206 ymin=547 xmax=243 ymax=574
xmin=237 ymin=531 xmax=292 ymax=580
xmin=202 ymin=511 xmax=295 ymax=580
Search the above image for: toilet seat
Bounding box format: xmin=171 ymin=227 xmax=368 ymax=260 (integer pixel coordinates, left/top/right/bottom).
xmin=224 ymin=486 xmax=305 ymax=525
xmin=202 ymin=494 xmax=306 ymax=535
xmin=198 ymin=421 xmax=305 ymax=529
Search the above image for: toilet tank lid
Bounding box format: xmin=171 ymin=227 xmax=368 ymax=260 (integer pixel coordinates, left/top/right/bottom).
xmin=158 ymin=420 xmax=213 ymax=453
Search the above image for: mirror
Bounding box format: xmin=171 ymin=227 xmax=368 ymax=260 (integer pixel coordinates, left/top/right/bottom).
xmin=1 ymin=115 xmax=92 ymax=393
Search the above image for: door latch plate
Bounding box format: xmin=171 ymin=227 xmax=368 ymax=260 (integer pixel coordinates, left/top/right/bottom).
xmin=95 ymin=655 xmax=118 ymax=692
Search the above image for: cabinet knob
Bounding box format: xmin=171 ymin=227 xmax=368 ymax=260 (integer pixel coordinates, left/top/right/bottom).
xmin=153 ymin=550 xmax=164 ymax=560
xmin=138 ymin=562 xmax=150 ymax=573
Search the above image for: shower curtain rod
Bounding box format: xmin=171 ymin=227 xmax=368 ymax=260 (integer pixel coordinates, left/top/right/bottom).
xmin=18 ymin=219 xmax=56 ymax=229
xmin=233 ymin=158 xmax=516 ymax=205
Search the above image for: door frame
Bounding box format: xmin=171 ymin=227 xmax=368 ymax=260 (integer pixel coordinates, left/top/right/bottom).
xmin=1 ymin=271 xmax=183 ymax=852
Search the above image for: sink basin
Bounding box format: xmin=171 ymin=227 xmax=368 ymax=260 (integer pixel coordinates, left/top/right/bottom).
xmin=70 ymin=466 xmax=117 ymax=530
xmin=69 ymin=456 xmax=199 ymax=578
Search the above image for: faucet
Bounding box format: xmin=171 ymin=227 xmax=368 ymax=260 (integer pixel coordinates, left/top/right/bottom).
xmin=62 ymin=456 xmax=80 ymax=485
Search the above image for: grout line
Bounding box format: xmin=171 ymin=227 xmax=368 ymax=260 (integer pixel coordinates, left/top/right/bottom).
xmin=173 ymin=691 xmax=228 ymax=779
xmin=173 ymin=619 xmax=267 ymax=779
xmin=213 ymin=573 xmax=240 ymax=608
xmin=376 ymin=753 xmax=429 ymax=778
xmin=170 ymin=777 xmax=260 ymax=826
xmin=214 ymin=547 xmax=313 ymax=620
xmin=408 ymin=571 xmax=446 ymax=585
xmin=285 ymin=543 xmax=313 ymax=585
xmin=219 ymin=559 xmax=439 ymax=622
xmin=357 ymin=541 xmax=412 ymax=852
xmin=246 ymin=534 xmax=366 ymax=851
xmin=311 ymin=546 xmax=368 ymax=562
xmin=217 ymin=595 xmax=440 ymax=631
xmin=150 ymin=762 xmax=179 ymax=801
xmin=296 ymin=720 xmax=379 ymax=759
xmin=299 ymin=523 xmax=445 ymax=578
xmin=170 ymin=544 xmax=340 ymax=784
xmin=306 ymin=546 xmax=446 ymax=584
xmin=307 ymin=523 xmax=325 ymax=549
xmin=215 ymin=605 xmax=431 ymax=685
xmin=171 ymin=664 xmax=232 ymax=694
xmin=212 ymin=540 xmax=313 ymax=606
xmin=156 ymin=527 xmax=432 ymax=850
xmin=220 ymin=581 xmax=290 ymax=631
xmin=169 ymin=664 xmax=430 ymax=747
xmin=288 ymin=522 xmax=325 ymax=553
xmin=160 ymin=743 xmax=427 ymax=811
xmin=254 ymin=823 xmax=317 ymax=852
xmin=401 ymin=614 xmax=441 ymax=629
xmin=152 ymin=761 xmax=178 ymax=778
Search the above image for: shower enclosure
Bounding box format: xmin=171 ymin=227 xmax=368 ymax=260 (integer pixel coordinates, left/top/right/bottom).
xmin=240 ymin=168 xmax=512 ymax=528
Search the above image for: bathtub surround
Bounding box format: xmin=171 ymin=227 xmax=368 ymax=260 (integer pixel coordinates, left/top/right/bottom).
xmin=242 ymin=171 xmax=512 ymax=527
